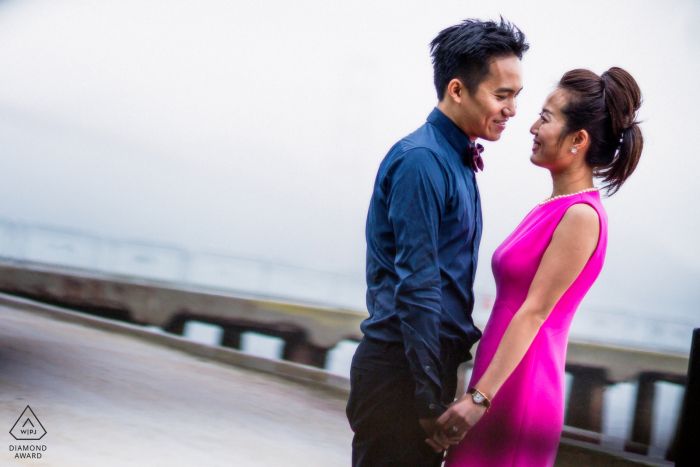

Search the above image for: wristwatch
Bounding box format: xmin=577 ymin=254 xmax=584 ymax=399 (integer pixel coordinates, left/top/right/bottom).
xmin=467 ymin=387 xmax=491 ymax=412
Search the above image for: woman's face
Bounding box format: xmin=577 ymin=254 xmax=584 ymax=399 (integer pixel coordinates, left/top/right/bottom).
xmin=529 ymin=88 xmax=576 ymax=169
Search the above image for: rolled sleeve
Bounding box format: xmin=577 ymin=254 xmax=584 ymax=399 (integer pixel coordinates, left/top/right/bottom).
xmin=386 ymin=148 xmax=447 ymax=419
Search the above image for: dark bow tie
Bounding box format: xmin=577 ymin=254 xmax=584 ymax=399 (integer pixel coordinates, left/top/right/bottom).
xmin=462 ymin=143 xmax=484 ymax=172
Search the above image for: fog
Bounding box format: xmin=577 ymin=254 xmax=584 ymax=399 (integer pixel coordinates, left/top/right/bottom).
xmin=0 ymin=0 xmax=697 ymax=346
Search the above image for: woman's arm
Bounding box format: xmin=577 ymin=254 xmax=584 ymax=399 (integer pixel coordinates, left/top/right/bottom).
xmin=430 ymin=203 xmax=600 ymax=445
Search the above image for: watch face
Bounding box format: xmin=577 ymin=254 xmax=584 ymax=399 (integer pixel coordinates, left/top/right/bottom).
xmin=472 ymin=392 xmax=485 ymax=404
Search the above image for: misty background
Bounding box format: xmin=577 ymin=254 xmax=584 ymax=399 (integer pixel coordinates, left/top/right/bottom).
xmin=0 ymin=0 xmax=697 ymax=351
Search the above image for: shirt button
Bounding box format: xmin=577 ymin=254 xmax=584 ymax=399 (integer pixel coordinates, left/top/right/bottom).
xmin=425 ymin=366 xmax=431 ymax=371
xmin=429 ymin=403 xmax=435 ymax=410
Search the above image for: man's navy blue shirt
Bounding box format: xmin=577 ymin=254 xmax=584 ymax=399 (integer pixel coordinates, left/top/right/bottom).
xmin=362 ymin=107 xmax=483 ymax=419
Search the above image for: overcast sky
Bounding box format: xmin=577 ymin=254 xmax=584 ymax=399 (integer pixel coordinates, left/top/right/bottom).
xmin=0 ymin=0 xmax=697 ymax=325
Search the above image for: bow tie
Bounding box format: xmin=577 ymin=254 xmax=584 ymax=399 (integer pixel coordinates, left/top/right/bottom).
xmin=462 ymin=143 xmax=484 ymax=172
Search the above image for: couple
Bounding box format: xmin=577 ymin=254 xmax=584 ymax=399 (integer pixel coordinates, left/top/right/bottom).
xmin=346 ymin=18 xmax=643 ymax=467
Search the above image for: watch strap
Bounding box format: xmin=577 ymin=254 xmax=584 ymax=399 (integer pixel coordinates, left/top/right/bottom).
xmin=467 ymin=387 xmax=491 ymax=411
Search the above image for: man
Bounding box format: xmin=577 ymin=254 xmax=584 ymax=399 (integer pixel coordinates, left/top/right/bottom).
xmin=346 ymin=19 xmax=528 ymax=467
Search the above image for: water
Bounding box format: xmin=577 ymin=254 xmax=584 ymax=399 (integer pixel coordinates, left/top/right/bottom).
xmin=602 ymin=382 xmax=637 ymax=449
xmin=239 ymin=332 xmax=285 ymax=360
xmin=0 ymin=219 xmax=366 ymax=310
xmin=650 ymin=381 xmax=685 ymax=458
xmin=182 ymin=321 xmax=286 ymax=360
xmin=0 ymin=218 xmax=694 ymax=354
xmin=326 ymin=340 xmax=361 ymax=377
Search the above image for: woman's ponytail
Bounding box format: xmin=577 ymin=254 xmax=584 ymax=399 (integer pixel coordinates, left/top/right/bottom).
xmin=558 ymin=67 xmax=644 ymax=196
xmin=598 ymin=67 xmax=644 ymax=195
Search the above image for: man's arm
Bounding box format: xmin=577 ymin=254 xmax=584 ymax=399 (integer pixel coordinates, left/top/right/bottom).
xmin=386 ymin=148 xmax=448 ymax=421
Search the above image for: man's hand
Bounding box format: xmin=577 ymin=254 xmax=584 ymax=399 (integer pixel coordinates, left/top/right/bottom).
xmin=434 ymin=394 xmax=487 ymax=439
xmin=419 ymin=417 xmax=437 ymax=437
xmin=420 ymin=417 xmax=462 ymax=453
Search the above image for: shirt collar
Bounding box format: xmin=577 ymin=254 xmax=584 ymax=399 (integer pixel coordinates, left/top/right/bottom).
xmin=426 ymin=107 xmax=475 ymax=158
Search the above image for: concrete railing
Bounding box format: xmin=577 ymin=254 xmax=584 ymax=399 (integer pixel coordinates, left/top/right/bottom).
xmin=0 ymin=292 xmax=674 ymax=467
xmin=561 ymin=344 xmax=688 ymax=458
xmin=0 ymin=258 xmax=688 ymax=464
xmin=0 ymin=258 xmax=366 ymax=367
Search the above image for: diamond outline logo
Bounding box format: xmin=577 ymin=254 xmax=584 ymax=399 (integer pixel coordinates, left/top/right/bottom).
xmin=10 ymin=406 xmax=46 ymax=441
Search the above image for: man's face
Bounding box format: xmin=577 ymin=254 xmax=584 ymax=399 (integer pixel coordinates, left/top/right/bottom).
xmin=458 ymin=56 xmax=523 ymax=142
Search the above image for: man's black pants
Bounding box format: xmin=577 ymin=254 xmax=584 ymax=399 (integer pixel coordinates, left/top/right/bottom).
xmin=346 ymin=337 xmax=444 ymax=467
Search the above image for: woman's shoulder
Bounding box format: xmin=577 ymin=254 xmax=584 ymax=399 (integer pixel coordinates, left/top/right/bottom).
xmin=564 ymin=192 xmax=608 ymax=228
xmin=554 ymin=202 xmax=601 ymax=251
xmin=563 ymin=202 xmax=599 ymax=224
xmin=544 ymin=191 xmax=607 ymax=226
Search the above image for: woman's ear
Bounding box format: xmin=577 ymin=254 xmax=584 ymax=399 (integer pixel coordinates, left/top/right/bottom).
xmin=572 ymin=129 xmax=590 ymax=152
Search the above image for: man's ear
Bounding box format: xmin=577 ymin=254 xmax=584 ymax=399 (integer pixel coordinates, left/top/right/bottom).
xmin=445 ymin=79 xmax=465 ymax=105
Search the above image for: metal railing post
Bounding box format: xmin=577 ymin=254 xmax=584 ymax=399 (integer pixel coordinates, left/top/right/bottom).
xmin=675 ymin=328 xmax=700 ymax=466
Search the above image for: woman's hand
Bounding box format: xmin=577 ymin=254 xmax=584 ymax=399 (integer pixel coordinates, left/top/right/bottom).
xmin=423 ymin=395 xmax=487 ymax=453
xmin=435 ymin=394 xmax=487 ymax=439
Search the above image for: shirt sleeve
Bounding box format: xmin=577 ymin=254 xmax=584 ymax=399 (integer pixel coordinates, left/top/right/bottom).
xmin=385 ymin=148 xmax=448 ymax=419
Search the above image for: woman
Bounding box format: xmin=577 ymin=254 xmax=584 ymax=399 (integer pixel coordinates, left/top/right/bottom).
xmin=436 ymin=67 xmax=643 ymax=467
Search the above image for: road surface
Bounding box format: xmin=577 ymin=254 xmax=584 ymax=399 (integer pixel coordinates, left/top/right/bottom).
xmin=0 ymin=305 xmax=352 ymax=466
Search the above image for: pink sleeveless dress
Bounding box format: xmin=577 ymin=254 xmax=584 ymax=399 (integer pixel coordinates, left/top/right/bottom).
xmin=445 ymin=191 xmax=608 ymax=467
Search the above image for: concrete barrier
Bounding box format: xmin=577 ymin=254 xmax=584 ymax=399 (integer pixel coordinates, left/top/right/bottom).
xmin=0 ymin=292 xmax=351 ymax=394
xmin=1 ymin=293 xmax=675 ymax=467
xmin=0 ymin=258 xmax=366 ymax=366
xmin=0 ymin=258 xmax=689 ymax=464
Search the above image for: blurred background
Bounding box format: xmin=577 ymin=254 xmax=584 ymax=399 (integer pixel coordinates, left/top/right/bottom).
xmin=0 ymin=0 xmax=697 ymax=461
xmin=0 ymin=0 xmax=696 ymax=349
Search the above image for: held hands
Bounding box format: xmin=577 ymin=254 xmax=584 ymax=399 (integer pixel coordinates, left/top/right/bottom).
xmin=420 ymin=417 xmax=461 ymax=453
xmin=419 ymin=418 xmax=462 ymax=452
xmin=422 ymin=394 xmax=488 ymax=453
